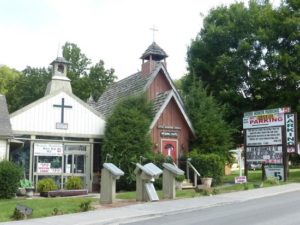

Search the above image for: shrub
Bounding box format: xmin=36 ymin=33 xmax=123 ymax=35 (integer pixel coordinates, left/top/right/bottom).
xmin=37 ymin=178 xmax=58 ymax=193
xmin=189 ymin=150 xmax=224 ymax=186
xmin=79 ymin=200 xmax=92 ymax=212
xmin=0 ymin=161 xmax=22 ymax=199
xmin=65 ymin=176 xmax=83 ymax=190
xmin=175 ymin=174 xmax=185 ymax=182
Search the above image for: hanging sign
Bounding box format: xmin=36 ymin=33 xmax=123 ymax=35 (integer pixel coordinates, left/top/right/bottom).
xmin=246 ymin=146 xmax=283 ymax=163
xmin=246 ymin=127 xmax=282 ymax=146
xmin=243 ymin=113 xmax=285 ymax=129
xmin=34 ymin=143 xmax=63 ymax=156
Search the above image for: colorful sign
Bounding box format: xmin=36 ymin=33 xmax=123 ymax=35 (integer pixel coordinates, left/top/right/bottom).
xmin=285 ymin=114 xmax=296 ymax=146
xmin=265 ymin=164 xmax=284 ymax=181
xmin=243 ymin=113 xmax=285 ymax=129
xmin=34 ymin=143 xmax=63 ymax=156
xmin=246 ymin=146 xmax=283 ymax=163
xmin=244 ymin=107 xmax=290 ymax=117
xmin=235 ymin=176 xmax=247 ymax=184
xmin=246 ymin=127 xmax=282 ymax=146
xmin=37 ymin=163 xmax=62 ymax=173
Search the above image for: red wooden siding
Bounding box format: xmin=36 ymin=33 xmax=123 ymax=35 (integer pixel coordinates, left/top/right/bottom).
xmin=147 ymin=71 xmax=172 ymax=101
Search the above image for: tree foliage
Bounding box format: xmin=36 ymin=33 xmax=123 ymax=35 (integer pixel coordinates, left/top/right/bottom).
xmin=0 ymin=66 xmax=20 ymax=95
xmin=182 ymin=76 xmax=234 ymax=162
xmin=102 ymin=94 xmax=153 ymax=190
xmin=186 ymin=0 xmax=300 ymax=140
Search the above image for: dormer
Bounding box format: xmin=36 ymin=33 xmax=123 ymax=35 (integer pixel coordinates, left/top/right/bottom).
xmin=140 ymin=42 xmax=168 ymax=77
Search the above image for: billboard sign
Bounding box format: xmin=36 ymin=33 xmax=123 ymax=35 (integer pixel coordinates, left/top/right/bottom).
xmin=246 ymin=146 xmax=283 ymax=163
xmin=244 ymin=107 xmax=290 ymax=117
xmin=243 ymin=113 xmax=285 ymax=129
xmin=246 ymin=127 xmax=282 ymax=146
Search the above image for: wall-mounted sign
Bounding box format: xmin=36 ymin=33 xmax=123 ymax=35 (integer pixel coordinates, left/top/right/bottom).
xmin=243 ymin=113 xmax=285 ymax=129
xmin=246 ymin=127 xmax=282 ymax=146
xmin=56 ymin=123 xmax=68 ymax=130
xmin=158 ymin=125 xmax=181 ymax=130
xmin=160 ymin=131 xmax=178 ymax=138
xmin=37 ymin=163 xmax=62 ymax=174
xmin=285 ymin=114 xmax=296 ymax=146
xmin=244 ymin=107 xmax=290 ymax=117
xmin=246 ymin=146 xmax=282 ymax=163
xmin=34 ymin=143 xmax=63 ymax=156
xmin=265 ymin=164 xmax=284 ymax=181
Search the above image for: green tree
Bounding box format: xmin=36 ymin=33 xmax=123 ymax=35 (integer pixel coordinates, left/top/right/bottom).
xmin=102 ymin=94 xmax=153 ymax=190
xmin=0 ymin=66 xmax=20 ymax=95
xmin=182 ymin=76 xmax=234 ymax=162
xmin=186 ymin=0 xmax=300 ymax=140
xmin=6 ymin=67 xmax=51 ymax=113
xmin=62 ymin=42 xmax=116 ymax=101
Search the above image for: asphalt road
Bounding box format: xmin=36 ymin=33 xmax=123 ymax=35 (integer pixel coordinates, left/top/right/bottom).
xmin=122 ymin=191 xmax=300 ymax=225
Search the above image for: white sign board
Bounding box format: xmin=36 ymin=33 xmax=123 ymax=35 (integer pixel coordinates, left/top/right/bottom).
xmin=144 ymin=183 xmax=159 ymax=201
xmin=246 ymin=127 xmax=282 ymax=146
xmin=243 ymin=113 xmax=285 ymax=129
xmin=34 ymin=143 xmax=63 ymax=156
xmin=246 ymin=146 xmax=283 ymax=163
xmin=37 ymin=163 xmax=62 ymax=173
xmin=244 ymin=107 xmax=290 ymax=117
xmin=285 ymin=114 xmax=296 ymax=146
xmin=235 ymin=176 xmax=247 ymax=184
xmin=265 ymin=165 xmax=284 ymax=181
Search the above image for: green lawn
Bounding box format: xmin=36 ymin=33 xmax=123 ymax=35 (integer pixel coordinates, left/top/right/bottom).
xmin=0 ymin=197 xmax=97 ymax=222
xmin=1 ymin=169 xmax=300 ymax=222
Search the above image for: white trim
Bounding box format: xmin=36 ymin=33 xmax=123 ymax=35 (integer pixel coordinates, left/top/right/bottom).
xmin=150 ymin=90 xmax=195 ymax=136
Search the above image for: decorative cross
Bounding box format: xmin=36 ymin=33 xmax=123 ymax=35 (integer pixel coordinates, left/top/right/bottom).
xmin=150 ymin=25 xmax=158 ymax=42
xmin=53 ymin=98 xmax=72 ymax=123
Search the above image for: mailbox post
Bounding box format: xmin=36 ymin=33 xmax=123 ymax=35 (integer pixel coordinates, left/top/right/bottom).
xmin=134 ymin=163 xmax=162 ymax=202
xmin=162 ymin=163 xmax=184 ymax=199
xmin=100 ymin=163 xmax=124 ymax=204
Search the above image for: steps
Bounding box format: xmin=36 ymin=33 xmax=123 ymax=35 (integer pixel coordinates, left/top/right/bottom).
xmin=181 ymin=179 xmax=194 ymax=189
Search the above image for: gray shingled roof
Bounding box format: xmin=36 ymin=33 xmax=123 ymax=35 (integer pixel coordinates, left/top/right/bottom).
xmin=50 ymin=56 xmax=70 ymax=65
xmin=0 ymin=95 xmax=12 ymax=137
xmin=93 ymin=72 xmax=151 ymax=117
xmin=153 ymin=91 xmax=171 ymax=115
xmin=140 ymin=42 xmax=168 ymax=61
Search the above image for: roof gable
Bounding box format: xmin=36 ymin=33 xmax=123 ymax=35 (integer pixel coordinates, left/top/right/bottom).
xmin=0 ymin=95 xmax=12 ymax=137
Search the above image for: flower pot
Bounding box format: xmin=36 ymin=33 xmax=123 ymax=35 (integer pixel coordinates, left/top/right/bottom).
xmin=25 ymin=188 xmax=34 ymax=198
xmin=201 ymin=177 xmax=213 ymax=188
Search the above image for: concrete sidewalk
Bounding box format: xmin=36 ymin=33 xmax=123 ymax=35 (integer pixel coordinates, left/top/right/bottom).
xmin=3 ymin=183 xmax=300 ymax=225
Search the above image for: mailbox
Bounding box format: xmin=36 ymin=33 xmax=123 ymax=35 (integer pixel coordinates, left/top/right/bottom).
xmin=134 ymin=163 xmax=162 ymax=202
xmin=100 ymin=163 xmax=124 ymax=204
xmin=162 ymin=163 xmax=184 ymax=199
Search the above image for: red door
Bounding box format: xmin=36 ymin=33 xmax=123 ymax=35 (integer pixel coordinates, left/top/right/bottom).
xmin=161 ymin=140 xmax=177 ymax=162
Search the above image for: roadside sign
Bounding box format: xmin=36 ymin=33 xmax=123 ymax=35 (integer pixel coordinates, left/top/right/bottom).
xmin=244 ymin=107 xmax=290 ymax=117
xmin=246 ymin=146 xmax=282 ymax=163
xmin=246 ymin=127 xmax=282 ymax=146
xmin=265 ymin=164 xmax=284 ymax=181
xmin=235 ymin=176 xmax=247 ymax=184
xmin=243 ymin=113 xmax=285 ymax=129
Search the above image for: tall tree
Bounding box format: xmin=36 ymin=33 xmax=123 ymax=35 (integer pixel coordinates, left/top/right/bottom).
xmin=182 ymin=76 xmax=234 ymax=162
xmin=186 ymin=0 xmax=300 ymax=141
xmin=6 ymin=67 xmax=51 ymax=113
xmin=102 ymin=94 xmax=153 ymax=190
xmin=0 ymin=66 xmax=20 ymax=95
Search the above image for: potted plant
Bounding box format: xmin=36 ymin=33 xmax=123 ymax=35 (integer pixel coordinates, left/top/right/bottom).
xmin=37 ymin=178 xmax=58 ymax=197
xmin=19 ymin=179 xmax=35 ymax=197
xmin=175 ymin=174 xmax=185 ymax=190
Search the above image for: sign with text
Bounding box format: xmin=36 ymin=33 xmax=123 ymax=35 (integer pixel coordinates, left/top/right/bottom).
xmin=235 ymin=176 xmax=247 ymax=184
xmin=246 ymin=146 xmax=283 ymax=163
xmin=265 ymin=164 xmax=284 ymax=181
xmin=37 ymin=163 xmax=62 ymax=174
xmin=34 ymin=143 xmax=63 ymax=156
xmin=244 ymin=107 xmax=290 ymax=117
xmin=285 ymin=114 xmax=297 ymax=147
xmin=243 ymin=113 xmax=285 ymax=129
xmin=246 ymin=127 xmax=282 ymax=146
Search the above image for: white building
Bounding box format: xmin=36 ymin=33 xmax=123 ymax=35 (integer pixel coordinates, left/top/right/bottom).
xmin=9 ymin=57 xmax=105 ymax=192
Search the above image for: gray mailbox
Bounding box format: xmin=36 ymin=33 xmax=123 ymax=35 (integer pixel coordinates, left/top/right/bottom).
xmin=134 ymin=162 xmax=162 ymax=202
xmin=162 ymin=163 xmax=184 ymax=199
xmin=100 ymin=163 xmax=124 ymax=204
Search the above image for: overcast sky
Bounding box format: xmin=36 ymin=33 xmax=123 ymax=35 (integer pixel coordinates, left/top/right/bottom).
xmin=0 ymin=0 xmax=279 ymax=80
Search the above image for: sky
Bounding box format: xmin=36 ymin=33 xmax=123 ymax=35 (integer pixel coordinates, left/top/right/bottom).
xmin=0 ymin=0 xmax=279 ymax=81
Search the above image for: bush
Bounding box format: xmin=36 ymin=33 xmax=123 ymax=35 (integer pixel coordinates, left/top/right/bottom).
xmin=189 ymin=150 xmax=224 ymax=186
xmin=0 ymin=161 xmax=22 ymax=199
xmin=65 ymin=176 xmax=83 ymax=190
xmin=79 ymin=200 xmax=92 ymax=212
xmin=37 ymin=178 xmax=58 ymax=193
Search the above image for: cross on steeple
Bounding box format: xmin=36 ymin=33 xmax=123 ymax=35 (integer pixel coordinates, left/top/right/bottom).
xmin=53 ymin=98 xmax=72 ymax=123
xmin=150 ymin=25 xmax=158 ymax=42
